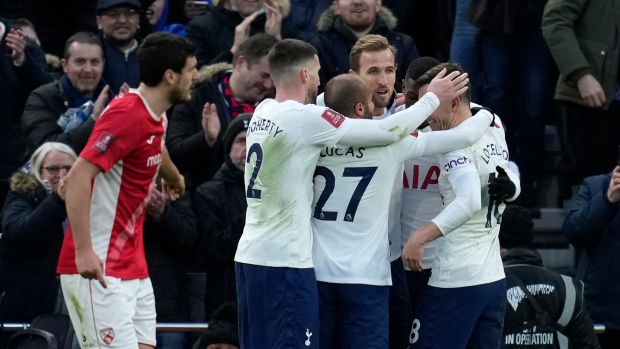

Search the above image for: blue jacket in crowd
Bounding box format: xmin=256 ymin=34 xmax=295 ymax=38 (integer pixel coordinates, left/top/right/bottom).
xmin=563 ymin=173 xmax=620 ymax=331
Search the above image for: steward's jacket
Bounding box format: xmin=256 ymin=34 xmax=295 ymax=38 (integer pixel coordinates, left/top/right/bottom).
xmin=502 ymin=248 xmax=600 ymax=349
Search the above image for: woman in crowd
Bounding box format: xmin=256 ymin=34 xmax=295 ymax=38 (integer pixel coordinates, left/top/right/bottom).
xmin=0 ymin=142 xmax=76 ymax=324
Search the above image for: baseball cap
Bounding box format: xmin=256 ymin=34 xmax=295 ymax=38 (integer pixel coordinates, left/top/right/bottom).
xmin=96 ymin=0 xmax=141 ymax=13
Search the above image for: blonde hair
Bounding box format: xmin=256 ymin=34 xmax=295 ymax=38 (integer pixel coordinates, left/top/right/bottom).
xmin=349 ymin=34 xmax=397 ymax=73
xmin=29 ymin=142 xmax=77 ymax=185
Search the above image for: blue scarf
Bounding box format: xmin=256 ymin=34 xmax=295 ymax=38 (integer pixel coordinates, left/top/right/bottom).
xmin=61 ymin=75 xmax=97 ymax=108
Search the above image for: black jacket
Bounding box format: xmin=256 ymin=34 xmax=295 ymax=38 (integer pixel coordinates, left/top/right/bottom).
xmin=0 ymin=172 xmax=67 ymax=322
xmin=502 ymin=248 xmax=600 ymax=349
xmin=166 ymin=63 xmax=233 ymax=192
xmin=99 ymin=32 xmax=140 ymax=95
xmin=193 ymin=161 xmax=246 ymax=320
xmin=185 ymin=6 xmax=268 ymax=68
xmin=21 ymin=78 xmax=109 ymax=160
xmin=0 ymin=2 xmax=98 ymax=57
xmin=311 ymin=6 xmax=418 ymax=92
xmin=144 ymin=192 xmax=198 ymax=322
xmin=562 ymin=173 xmax=620 ymax=331
xmin=0 ymin=36 xmax=52 ymax=181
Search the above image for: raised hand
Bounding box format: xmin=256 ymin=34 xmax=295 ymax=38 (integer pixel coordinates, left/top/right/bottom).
xmin=607 ymin=166 xmax=620 ymax=203
xmin=92 ymin=85 xmax=110 ymax=121
xmin=427 ymin=68 xmax=469 ymax=105
xmin=231 ymin=10 xmax=262 ymax=54
xmin=263 ymin=0 xmax=283 ymax=40
xmin=5 ymin=28 xmax=27 ymax=66
xmin=202 ymin=102 xmax=221 ymax=147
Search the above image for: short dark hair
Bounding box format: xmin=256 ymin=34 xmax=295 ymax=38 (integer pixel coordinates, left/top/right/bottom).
xmin=268 ymin=39 xmax=317 ymax=82
xmin=405 ymin=56 xmax=440 ymax=82
xmin=137 ymin=32 xmax=196 ymax=87
xmin=414 ymin=62 xmax=471 ymax=103
xmin=63 ymin=32 xmax=104 ymax=60
xmin=324 ymin=74 xmax=368 ymax=117
xmin=233 ymin=33 xmax=278 ymax=69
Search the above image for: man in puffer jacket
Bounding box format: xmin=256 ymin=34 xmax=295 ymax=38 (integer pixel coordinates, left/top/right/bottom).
xmin=311 ymin=0 xmax=418 ymax=92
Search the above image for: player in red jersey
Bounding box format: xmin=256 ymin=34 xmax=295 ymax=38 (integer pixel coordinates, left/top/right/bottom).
xmin=57 ymin=32 xmax=197 ymax=349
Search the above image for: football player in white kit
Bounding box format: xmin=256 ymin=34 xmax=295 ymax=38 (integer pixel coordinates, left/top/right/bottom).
xmin=312 ymin=73 xmax=494 ymax=349
xmin=402 ymin=63 xmax=520 ymax=349
xmin=234 ymin=39 xmax=470 ymax=349
xmin=314 ymin=35 xmax=419 ymax=347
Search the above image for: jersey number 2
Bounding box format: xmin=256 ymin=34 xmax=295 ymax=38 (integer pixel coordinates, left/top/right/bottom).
xmin=313 ymin=166 xmax=377 ymax=222
xmin=246 ymin=143 xmax=263 ymax=199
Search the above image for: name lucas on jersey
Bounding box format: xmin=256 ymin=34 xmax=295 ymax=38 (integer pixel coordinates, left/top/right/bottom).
xmin=320 ymin=146 xmax=365 ymax=159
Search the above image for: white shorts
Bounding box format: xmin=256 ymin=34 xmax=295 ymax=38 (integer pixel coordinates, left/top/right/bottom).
xmin=60 ymin=274 xmax=157 ymax=349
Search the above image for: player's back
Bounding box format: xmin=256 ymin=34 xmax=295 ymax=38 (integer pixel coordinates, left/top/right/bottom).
xmin=431 ymin=117 xmax=510 ymax=288
xmin=235 ymin=99 xmax=351 ymax=268
xmin=312 ymin=135 xmax=427 ymax=285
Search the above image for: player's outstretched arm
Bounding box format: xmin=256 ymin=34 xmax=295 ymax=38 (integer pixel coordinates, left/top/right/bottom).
xmin=338 ymin=92 xmax=440 ymax=147
xmin=338 ymin=70 xmax=469 ymax=147
xmin=159 ymin=146 xmax=185 ymax=201
xmin=420 ymin=110 xmax=493 ymax=157
xmin=64 ymin=157 xmax=108 ymax=288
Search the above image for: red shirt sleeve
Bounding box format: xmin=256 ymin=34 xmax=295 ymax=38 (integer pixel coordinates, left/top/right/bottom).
xmin=80 ymin=103 xmax=143 ymax=172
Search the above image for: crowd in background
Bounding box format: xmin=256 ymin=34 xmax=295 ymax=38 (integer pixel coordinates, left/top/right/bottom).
xmin=0 ymin=0 xmax=619 ymax=348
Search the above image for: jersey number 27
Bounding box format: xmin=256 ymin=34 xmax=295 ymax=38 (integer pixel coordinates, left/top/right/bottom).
xmin=313 ymin=166 xmax=377 ymax=222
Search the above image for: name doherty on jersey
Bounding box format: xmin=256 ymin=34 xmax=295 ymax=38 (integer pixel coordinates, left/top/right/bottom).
xmin=247 ymin=118 xmax=283 ymax=137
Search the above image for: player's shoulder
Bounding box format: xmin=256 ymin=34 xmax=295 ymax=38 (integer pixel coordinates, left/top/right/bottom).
xmin=103 ymin=91 xmax=144 ymax=116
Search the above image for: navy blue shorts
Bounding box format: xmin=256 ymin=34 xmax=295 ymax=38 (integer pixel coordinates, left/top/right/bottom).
xmin=318 ymin=281 xmax=389 ymax=349
xmin=405 ymin=269 xmax=432 ymax=319
xmin=390 ymin=259 xmax=413 ymax=349
xmin=410 ymin=279 xmax=506 ymax=349
xmin=236 ymin=263 xmax=320 ymax=349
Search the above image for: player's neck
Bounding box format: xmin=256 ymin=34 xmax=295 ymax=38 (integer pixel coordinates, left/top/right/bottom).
xmin=137 ymin=84 xmax=172 ymax=116
xmin=448 ymin=106 xmax=473 ymax=129
xmin=274 ymin=82 xmax=307 ymax=104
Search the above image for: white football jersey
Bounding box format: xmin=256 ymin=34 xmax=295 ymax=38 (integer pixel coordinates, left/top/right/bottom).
xmin=312 ymin=136 xmax=427 ymax=285
xmin=317 ymin=92 xmax=402 ymax=261
xmin=429 ymin=117 xmax=512 ymax=288
xmin=235 ymin=99 xmax=353 ymax=268
xmin=400 ymin=137 xmax=444 ymax=269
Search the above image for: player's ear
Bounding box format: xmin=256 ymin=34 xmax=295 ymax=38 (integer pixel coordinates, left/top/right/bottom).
xmin=234 ymin=55 xmax=246 ymax=72
xmin=354 ymin=102 xmax=364 ymax=118
xmin=451 ymin=96 xmax=460 ymax=110
xmin=163 ymin=68 xmax=176 ymax=85
xmin=300 ymin=68 xmax=309 ymax=84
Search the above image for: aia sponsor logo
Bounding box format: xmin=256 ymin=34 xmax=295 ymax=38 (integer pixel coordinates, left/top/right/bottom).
xmin=321 ymin=108 xmax=345 ymax=128
xmin=93 ymin=132 xmax=115 ymax=154
xmin=443 ymin=156 xmax=471 ymax=171
xmin=100 ymin=327 xmax=114 ymax=345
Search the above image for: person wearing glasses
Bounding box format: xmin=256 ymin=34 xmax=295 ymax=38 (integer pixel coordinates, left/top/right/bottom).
xmin=0 ymin=142 xmax=76 ymax=347
xmin=96 ymin=0 xmax=142 ymax=94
